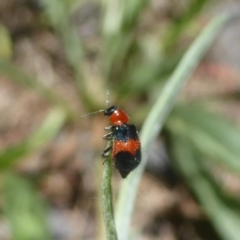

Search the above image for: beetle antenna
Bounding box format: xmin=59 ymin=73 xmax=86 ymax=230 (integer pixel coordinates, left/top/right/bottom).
xmin=80 ymin=89 xmax=111 ymax=119
xmin=80 ymin=109 xmax=105 ymax=119
xmin=106 ymin=89 xmax=110 ymax=107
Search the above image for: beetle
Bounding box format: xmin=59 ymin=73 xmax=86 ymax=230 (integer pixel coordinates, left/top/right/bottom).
xmin=101 ymin=105 xmax=141 ymax=178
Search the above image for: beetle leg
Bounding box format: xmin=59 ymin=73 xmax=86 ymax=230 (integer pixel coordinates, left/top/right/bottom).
xmin=104 ymin=126 xmax=113 ymax=131
xmin=103 ymin=132 xmax=113 ymax=140
xmin=101 ymin=146 xmax=112 ymax=158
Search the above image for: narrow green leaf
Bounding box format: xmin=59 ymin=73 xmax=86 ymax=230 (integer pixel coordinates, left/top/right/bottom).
xmin=0 ymin=24 xmax=12 ymax=59
xmin=102 ymin=0 xmax=147 ymax=36
xmin=115 ymin=13 xmax=231 ymax=240
xmin=40 ymin=0 xmax=96 ymax=108
xmin=169 ymin=104 xmax=240 ymax=174
xmin=170 ymin=134 xmax=240 ymax=240
xmin=102 ymin=0 xmax=148 ymax=82
xmin=162 ymin=0 xmax=209 ymax=52
xmin=0 ymin=108 xmax=66 ymax=169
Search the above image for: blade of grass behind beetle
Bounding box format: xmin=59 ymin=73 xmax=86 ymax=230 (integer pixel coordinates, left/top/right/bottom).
xmin=115 ymin=13 xmax=231 ymax=240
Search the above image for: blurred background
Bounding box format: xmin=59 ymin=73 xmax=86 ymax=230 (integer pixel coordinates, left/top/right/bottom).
xmin=1 ymin=0 xmax=240 ymax=239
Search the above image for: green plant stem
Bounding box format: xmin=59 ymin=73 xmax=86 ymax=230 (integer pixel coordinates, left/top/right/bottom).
xmin=115 ymin=13 xmax=231 ymax=240
xmin=102 ymin=153 xmax=118 ymax=240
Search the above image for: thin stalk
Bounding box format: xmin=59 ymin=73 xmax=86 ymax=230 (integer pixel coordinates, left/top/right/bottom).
xmin=102 ymin=148 xmax=118 ymax=240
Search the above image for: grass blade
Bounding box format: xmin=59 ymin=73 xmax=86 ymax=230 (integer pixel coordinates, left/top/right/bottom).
xmin=170 ymin=134 xmax=240 ymax=240
xmin=169 ymin=104 xmax=240 ymax=174
xmin=40 ymin=0 xmax=96 ymax=108
xmin=115 ymin=13 xmax=231 ymax=240
xmin=0 ymin=24 xmax=12 ymax=59
xmin=0 ymin=108 xmax=66 ymax=169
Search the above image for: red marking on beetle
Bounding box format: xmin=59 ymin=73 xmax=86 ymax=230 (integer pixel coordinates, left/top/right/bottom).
xmin=113 ymin=139 xmax=140 ymax=157
xmin=109 ymin=109 xmax=129 ymax=125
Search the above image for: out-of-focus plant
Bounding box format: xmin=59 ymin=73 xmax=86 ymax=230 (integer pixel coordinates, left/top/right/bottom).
xmin=0 ymin=24 xmax=12 ymax=59
xmin=3 ymin=173 xmax=51 ymax=240
xmin=168 ymin=106 xmax=240 ymax=240
xmin=0 ymin=108 xmax=67 ymax=170
xmin=0 ymin=0 xmax=239 ymax=240
xmin=115 ymin=13 xmax=232 ymax=240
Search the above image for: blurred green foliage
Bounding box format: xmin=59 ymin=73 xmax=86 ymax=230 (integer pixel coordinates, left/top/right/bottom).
xmin=168 ymin=104 xmax=240 ymax=240
xmin=116 ymin=13 xmax=231 ymax=240
xmin=0 ymin=24 xmax=12 ymax=59
xmin=0 ymin=0 xmax=239 ymax=239
xmin=3 ymin=173 xmax=51 ymax=240
xmin=0 ymin=108 xmax=67 ymax=170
